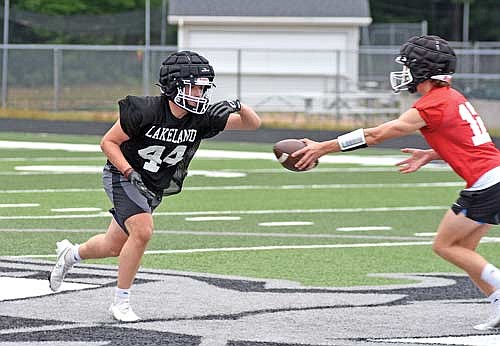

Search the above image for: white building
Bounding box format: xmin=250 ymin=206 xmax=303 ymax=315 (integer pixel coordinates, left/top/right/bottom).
xmin=168 ymin=0 xmax=373 ymax=113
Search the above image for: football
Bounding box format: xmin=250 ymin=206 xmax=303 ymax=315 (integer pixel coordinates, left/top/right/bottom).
xmin=273 ymin=139 xmax=317 ymax=172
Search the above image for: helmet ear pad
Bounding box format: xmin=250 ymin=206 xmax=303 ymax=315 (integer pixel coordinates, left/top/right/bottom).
xmin=158 ymin=65 xmax=182 ymax=97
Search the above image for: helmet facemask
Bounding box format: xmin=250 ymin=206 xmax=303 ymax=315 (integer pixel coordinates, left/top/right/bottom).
xmin=390 ymin=56 xmax=414 ymax=93
xmin=157 ymin=51 xmax=216 ymax=114
xmin=173 ymin=77 xmax=214 ymax=114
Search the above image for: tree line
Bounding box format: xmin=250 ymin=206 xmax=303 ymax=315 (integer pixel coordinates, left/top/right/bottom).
xmin=3 ymin=0 xmax=499 ymax=44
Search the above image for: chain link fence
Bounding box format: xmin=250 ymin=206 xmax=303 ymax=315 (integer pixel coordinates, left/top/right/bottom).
xmin=1 ymin=44 xmax=499 ymax=115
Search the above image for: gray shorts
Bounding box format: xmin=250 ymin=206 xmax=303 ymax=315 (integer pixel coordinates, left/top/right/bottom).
xmin=103 ymin=163 xmax=161 ymax=234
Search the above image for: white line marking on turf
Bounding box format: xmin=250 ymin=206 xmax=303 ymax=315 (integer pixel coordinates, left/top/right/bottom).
xmin=0 ymin=140 xmax=101 ymax=152
xmin=0 ymin=206 xmax=449 ymax=220
xmin=16 ymin=232 xmax=500 ymax=258
xmin=0 ymin=182 xmax=463 ymax=194
xmin=0 ymin=188 xmax=102 ymax=194
xmin=0 ymin=140 xmax=451 ymax=166
xmin=0 ymin=203 xmax=39 ymax=208
xmin=15 ymin=165 xmax=103 ymax=173
xmin=258 ymin=221 xmax=314 ymax=227
xmin=14 ymin=241 xmax=435 ymax=258
xmin=0 ymin=171 xmax=101 ymax=176
xmin=0 ymin=228 xmax=427 ymax=241
xmin=145 ymin=241 xmax=435 ymax=254
xmin=415 ymin=232 xmax=437 ymax=237
xmin=0 ymin=156 xmax=104 ymax=162
xmin=156 ymin=230 xmax=422 ymax=241
xmin=13 ymin=166 xmax=247 ymax=178
xmin=229 ymin=166 xmax=450 ymax=173
xmin=185 ymin=216 xmax=241 ymax=221
xmin=336 ymin=226 xmax=392 ymax=232
xmin=51 ymin=207 xmax=102 ymax=212
xmin=182 ymin=182 xmax=464 ymax=191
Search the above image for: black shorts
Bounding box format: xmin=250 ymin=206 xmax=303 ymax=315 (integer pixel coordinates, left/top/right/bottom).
xmin=103 ymin=164 xmax=162 ymax=235
xmin=451 ymin=181 xmax=500 ymax=225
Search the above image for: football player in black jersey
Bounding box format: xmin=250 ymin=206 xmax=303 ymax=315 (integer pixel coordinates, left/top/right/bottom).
xmin=49 ymin=51 xmax=261 ymax=322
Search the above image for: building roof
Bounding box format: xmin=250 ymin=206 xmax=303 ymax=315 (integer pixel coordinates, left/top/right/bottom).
xmin=169 ymin=0 xmax=370 ymax=18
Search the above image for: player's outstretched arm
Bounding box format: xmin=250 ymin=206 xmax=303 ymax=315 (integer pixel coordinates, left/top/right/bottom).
xmin=293 ymin=107 xmax=427 ymax=170
xmin=395 ymin=148 xmax=440 ymax=174
xmin=223 ymin=101 xmax=261 ymax=130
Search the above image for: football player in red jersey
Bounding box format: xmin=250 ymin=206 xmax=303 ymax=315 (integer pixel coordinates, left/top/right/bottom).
xmin=294 ymin=35 xmax=500 ymax=331
xmin=48 ymin=51 xmax=261 ymax=322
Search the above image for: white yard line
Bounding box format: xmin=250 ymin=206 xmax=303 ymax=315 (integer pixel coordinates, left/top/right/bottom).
xmin=0 ymin=156 xmax=104 ymax=162
xmin=337 ymin=226 xmax=393 ymax=232
xmin=0 ymin=188 xmax=103 ymax=194
xmin=145 ymin=241 xmax=434 ymax=254
xmin=0 ymin=140 xmax=100 ymax=152
xmin=13 ymin=241 xmax=435 ymax=258
xmin=51 ymin=207 xmax=102 ymax=212
xmin=0 ymin=228 xmax=426 ymax=241
xmin=0 ymin=182 xmax=463 ymax=194
xmin=0 ymin=140 xmax=450 ymax=167
xmin=0 ymin=205 xmax=448 ymax=220
xmin=258 ymin=221 xmax=314 ymax=227
xmin=16 ymin=237 xmax=500 ymax=259
xmin=183 ymin=182 xmax=464 ymax=191
xmin=185 ymin=216 xmax=241 ymax=221
xmin=0 ymin=203 xmax=39 ymax=208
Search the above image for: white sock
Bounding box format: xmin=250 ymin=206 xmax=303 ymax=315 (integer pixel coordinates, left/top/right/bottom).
xmin=481 ymin=263 xmax=500 ymax=289
xmin=72 ymin=244 xmax=82 ymax=262
xmin=488 ymin=289 xmax=500 ymax=307
xmin=114 ymin=287 xmax=131 ymax=303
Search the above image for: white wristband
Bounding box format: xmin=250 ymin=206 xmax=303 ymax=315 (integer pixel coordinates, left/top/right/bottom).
xmin=337 ymin=128 xmax=367 ymax=152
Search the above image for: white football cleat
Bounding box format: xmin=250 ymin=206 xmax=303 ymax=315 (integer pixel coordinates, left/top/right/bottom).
xmin=48 ymin=239 xmax=75 ymax=292
xmin=109 ymin=300 xmax=141 ymax=322
xmin=473 ymin=308 xmax=500 ymax=331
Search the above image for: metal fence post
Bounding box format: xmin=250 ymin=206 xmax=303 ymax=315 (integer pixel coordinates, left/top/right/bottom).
xmin=335 ymin=50 xmax=341 ymax=123
xmin=143 ymin=0 xmax=151 ymax=96
xmin=53 ymin=48 xmax=61 ymax=112
xmin=237 ymin=49 xmax=241 ymax=100
xmin=1 ymin=0 xmax=10 ymax=108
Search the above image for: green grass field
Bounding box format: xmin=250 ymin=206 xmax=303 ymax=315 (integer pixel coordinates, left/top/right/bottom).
xmin=2 ymin=131 xmax=499 ymax=288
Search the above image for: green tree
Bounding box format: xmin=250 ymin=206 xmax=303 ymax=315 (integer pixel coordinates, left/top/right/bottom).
xmin=12 ymin=0 xmax=160 ymax=15
xmin=5 ymin=0 xmax=174 ymax=44
xmin=370 ymin=0 xmax=499 ymax=42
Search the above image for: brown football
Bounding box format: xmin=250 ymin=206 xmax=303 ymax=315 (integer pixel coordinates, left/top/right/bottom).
xmin=273 ymin=139 xmax=317 ymax=172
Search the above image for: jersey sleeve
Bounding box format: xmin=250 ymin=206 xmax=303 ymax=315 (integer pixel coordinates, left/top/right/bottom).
xmin=201 ymin=111 xmax=230 ymax=139
xmin=412 ymin=90 xmax=447 ymax=130
xmin=118 ymin=96 xmax=144 ymax=138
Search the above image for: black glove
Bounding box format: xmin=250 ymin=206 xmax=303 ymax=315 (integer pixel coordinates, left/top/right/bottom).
xmin=125 ymin=169 xmax=157 ymax=201
xmin=206 ymin=99 xmax=241 ymax=118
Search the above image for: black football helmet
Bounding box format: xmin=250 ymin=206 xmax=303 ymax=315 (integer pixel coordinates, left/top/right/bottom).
xmin=390 ymin=35 xmax=456 ymax=93
xmin=157 ymin=51 xmax=215 ymax=114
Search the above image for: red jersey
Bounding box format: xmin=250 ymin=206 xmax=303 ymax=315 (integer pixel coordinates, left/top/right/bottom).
xmin=413 ymin=86 xmax=500 ymax=188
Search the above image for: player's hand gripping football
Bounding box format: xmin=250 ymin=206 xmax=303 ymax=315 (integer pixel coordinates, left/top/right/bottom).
xmin=395 ymin=148 xmax=435 ymax=173
xmin=206 ymin=99 xmax=241 ymax=118
xmin=292 ymin=138 xmax=326 ymax=171
xmin=125 ymin=169 xmax=157 ymax=200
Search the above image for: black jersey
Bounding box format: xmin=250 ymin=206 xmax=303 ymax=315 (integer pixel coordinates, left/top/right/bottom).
xmin=114 ymin=95 xmax=229 ymax=195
